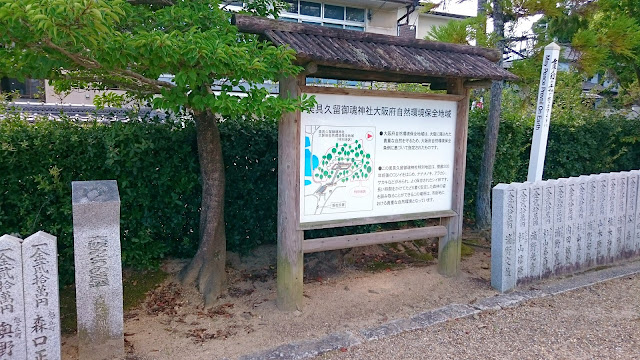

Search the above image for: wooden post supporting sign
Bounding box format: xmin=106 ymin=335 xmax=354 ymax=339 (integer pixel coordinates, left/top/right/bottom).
xmin=276 ymin=75 xmax=304 ymax=311
xmin=439 ymin=78 xmax=470 ymax=276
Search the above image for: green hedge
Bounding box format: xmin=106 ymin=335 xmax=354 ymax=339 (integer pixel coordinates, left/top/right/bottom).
xmin=1 ymin=108 xmax=638 ymax=284
xmin=220 ymin=116 xmax=279 ymax=254
xmin=464 ymin=107 xmax=640 ymax=219
xmin=0 ymin=116 xmax=201 ymax=285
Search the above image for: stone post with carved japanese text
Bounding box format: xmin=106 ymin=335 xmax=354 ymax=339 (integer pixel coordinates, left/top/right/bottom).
xmin=72 ymin=180 xmax=124 ymax=360
xmin=0 ymin=235 xmax=27 ymax=359
xmin=23 ymin=232 xmax=60 ymax=360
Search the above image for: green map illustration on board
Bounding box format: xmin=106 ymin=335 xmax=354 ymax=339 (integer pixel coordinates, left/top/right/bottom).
xmin=304 ymin=125 xmax=375 ymax=216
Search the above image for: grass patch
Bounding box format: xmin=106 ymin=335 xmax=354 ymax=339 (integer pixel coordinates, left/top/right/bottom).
xmin=461 ymin=243 xmax=475 ymax=257
xmin=59 ymin=268 xmax=168 ymax=334
xmin=405 ymin=249 xmax=434 ymax=262
xmin=365 ymin=260 xmax=403 ymax=272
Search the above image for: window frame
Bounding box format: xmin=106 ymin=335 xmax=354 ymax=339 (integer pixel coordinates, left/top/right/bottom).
xmin=281 ymin=1 xmax=367 ymax=31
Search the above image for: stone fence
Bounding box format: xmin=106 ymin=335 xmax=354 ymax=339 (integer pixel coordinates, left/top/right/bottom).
xmin=491 ymin=170 xmax=640 ymax=292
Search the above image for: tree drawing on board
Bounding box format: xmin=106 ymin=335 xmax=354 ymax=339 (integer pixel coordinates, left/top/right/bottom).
xmin=309 ymin=140 xmax=372 ymax=214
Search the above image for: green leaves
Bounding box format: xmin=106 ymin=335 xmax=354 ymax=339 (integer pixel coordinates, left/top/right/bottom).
xmin=1 ymin=0 xmax=308 ymax=120
xmin=543 ymin=0 xmax=640 ymax=89
xmin=463 ymin=88 xmax=640 ymax=220
xmin=0 ymin=115 xmax=201 ymax=285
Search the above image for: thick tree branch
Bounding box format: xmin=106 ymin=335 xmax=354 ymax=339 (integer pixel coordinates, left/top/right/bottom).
xmin=40 ymin=38 xmax=176 ymax=92
xmin=126 ymin=0 xmax=174 ymax=5
xmin=119 ymin=69 xmax=175 ymax=90
xmin=42 ymin=38 xmax=101 ymax=69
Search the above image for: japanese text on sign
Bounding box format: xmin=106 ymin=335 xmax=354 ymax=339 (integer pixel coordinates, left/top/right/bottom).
xmin=300 ymin=93 xmax=457 ymax=224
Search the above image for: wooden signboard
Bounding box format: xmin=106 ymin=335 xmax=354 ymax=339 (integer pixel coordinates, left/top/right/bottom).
xmin=277 ymin=78 xmax=470 ymax=310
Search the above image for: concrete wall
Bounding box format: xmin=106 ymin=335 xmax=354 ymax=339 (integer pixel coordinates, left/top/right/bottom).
xmin=44 ymin=81 xmax=129 ymax=105
xmin=367 ymin=8 xmax=397 ymax=35
xmin=417 ymin=14 xmax=460 ymax=40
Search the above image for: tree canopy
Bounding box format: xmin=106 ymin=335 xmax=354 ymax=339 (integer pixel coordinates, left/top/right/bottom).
xmin=0 ymin=0 xmax=313 ymax=306
xmin=544 ymin=0 xmax=640 ymax=105
xmin=0 ymin=0 xmax=311 ymax=116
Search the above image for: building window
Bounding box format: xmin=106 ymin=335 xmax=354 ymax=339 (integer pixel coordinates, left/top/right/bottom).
xmin=324 ymin=4 xmax=344 ymax=20
xmin=282 ymin=1 xmax=366 ymax=31
xmin=300 ymin=1 xmax=321 ymax=17
xmin=346 ymin=7 xmax=365 ymax=22
xmin=0 ymin=78 xmax=44 ymax=100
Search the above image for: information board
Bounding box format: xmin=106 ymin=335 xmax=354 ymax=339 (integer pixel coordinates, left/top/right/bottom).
xmin=300 ymin=93 xmax=457 ymax=224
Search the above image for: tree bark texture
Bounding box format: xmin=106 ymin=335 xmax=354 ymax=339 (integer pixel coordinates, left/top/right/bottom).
xmin=477 ymin=0 xmax=487 ymax=33
xmin=178 ymin=109 xmax=227 ymax=307
xmin=475 ymin=0 xmax=505 ymax=230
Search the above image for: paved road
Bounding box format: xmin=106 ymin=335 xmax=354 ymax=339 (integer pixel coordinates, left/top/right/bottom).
xmin=319 ymin=274 xmax=640 ymax=360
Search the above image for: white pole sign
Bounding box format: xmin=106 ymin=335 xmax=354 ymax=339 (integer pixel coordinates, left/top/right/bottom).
xmin=300 ymin=93 xmax=457 ymax=224
xmin=527 ymin=42 xmax=561 ymax=182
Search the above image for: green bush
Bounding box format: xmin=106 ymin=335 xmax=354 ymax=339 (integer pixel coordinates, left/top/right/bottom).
xmin=219 ymin=116 xmax=279 ymax=254
xmin=0 ymin=114 xmax=286 ymax=284
xmin=2 ymin=104 xmax=638 ymax=283
xmin=464 ymin=106 xmax=640 ymax=219
xmin=0 ymin=116 xmax=201 ymax=285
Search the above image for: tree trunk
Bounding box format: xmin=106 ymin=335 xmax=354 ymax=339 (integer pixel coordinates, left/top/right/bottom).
xmin=477 ymin=0 xmax=487 ymax=25
xmin=475 ymin=80 xmax=503 ymax=230
xmin=474 ymin=0 xmax=505 ymax=230
xmin=178 ymin=108 xmax=227 ymax=307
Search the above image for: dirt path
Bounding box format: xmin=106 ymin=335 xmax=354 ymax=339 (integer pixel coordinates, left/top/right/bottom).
xmin=320 ymin=273 xmax=640 ymax=360
xmin=62 ymin=240 xmax=496 ymax=359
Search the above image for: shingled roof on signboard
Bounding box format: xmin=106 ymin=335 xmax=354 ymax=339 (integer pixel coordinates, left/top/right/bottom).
xmin=233 ymin=14 xmax=517 ymax=84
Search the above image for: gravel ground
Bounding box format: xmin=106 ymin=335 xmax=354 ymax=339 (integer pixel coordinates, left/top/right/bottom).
xmin=320 ymin=274 xmax=640 ymax=360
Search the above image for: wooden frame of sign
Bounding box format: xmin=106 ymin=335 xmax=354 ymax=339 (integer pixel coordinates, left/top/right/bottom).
xmin=277 ymin=74 xmax=470 ymax=311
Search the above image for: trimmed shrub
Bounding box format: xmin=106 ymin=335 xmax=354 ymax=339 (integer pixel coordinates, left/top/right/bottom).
xmin=1 ymin=107 xmax=638 ymax=283
xmin=464 ymin=107 xmax=640 ymax=219
xmin=0 ymin=116 xmax=201 ymax=285
xmin=220 ymin=116 xmax=279 ymax=254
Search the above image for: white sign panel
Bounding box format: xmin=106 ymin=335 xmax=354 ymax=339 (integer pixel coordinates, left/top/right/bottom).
xmin=300 ymin=93 xmax=457 ymax=224
xmin=527 ymin=42 xmax=561 ymax=182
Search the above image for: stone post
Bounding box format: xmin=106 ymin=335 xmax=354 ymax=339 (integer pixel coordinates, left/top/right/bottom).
xmin=576 ymin=177 xmax=588 ymax=269
xmin=23 ymin=231 xmax=60 ymax=360
xmin=565 ymin=179 xmax=577 ymax=272
xmin=72 ymin=180 xmax=124 ymax=360
xmin=515 ymin=183 xmax=529 ymax=283
xmin=541 ymin=180 xmax=555 ymax=277
xmin=491 ymin=184 xmax=517 ymax=292
xmin=553 ymin=179 xmax=567 ymax=274
xmin=528 ymin=183 xmax=543 ymax=280
xmin=595 ymin=175 xmax=609 ymax=264
xmin=585 ymin=176 xmax=597 ymax=267
xmin=0 ymin=235 xmax=27 ymax=359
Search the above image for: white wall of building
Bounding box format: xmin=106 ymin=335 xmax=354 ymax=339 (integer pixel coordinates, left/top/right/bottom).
xmin=44 ymin=81 xmax=129 ymax=105
xmin=416 ymin=14 xmax=455 ymax=40
xmin=367 ymin=8 xmax=398 ymax=35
